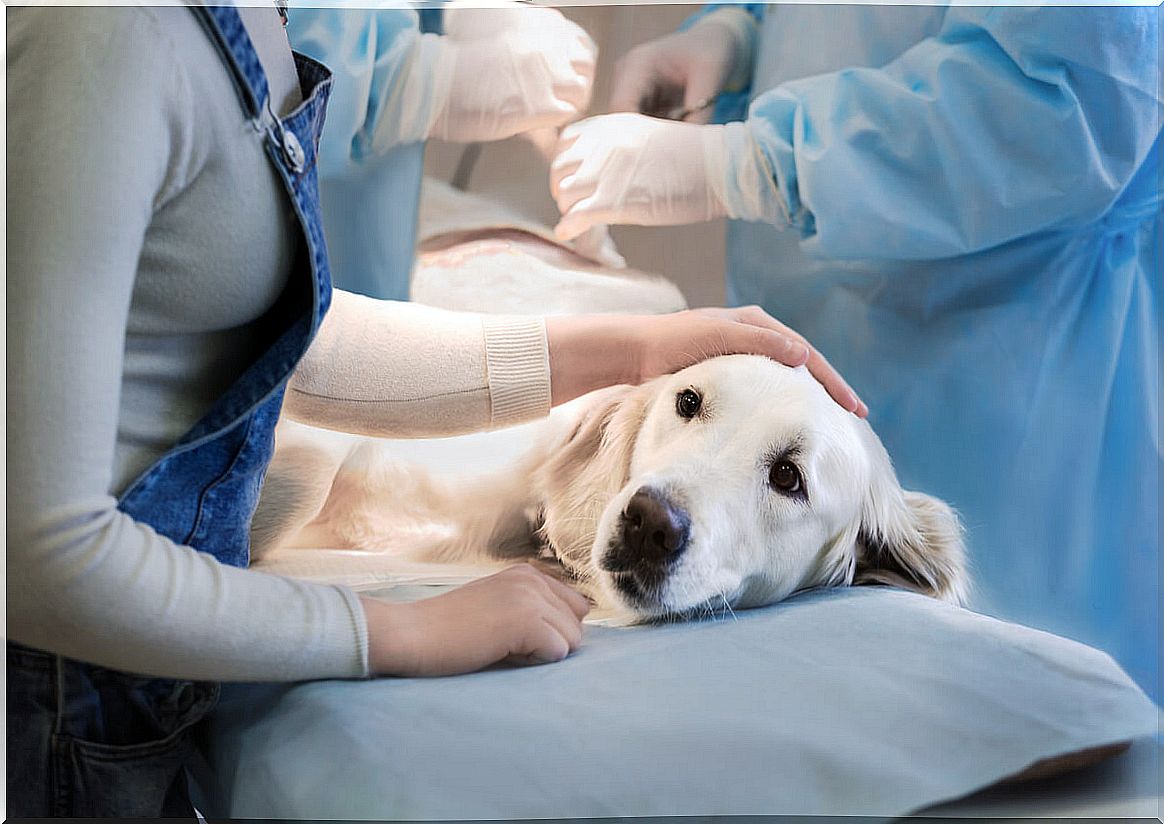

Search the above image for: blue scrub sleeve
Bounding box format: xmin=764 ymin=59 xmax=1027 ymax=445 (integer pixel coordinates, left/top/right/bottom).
xmin=737 ymin=6 xmax=1161 ymax=260
xmin=287 ymin=9 xmax=434 ymax=176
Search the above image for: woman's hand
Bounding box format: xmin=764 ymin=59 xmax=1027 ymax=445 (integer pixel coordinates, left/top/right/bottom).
xmin=361 ymin=564 xmax=590 ymax=677
xmin=545 ymin=307 xmax=867 ymax=417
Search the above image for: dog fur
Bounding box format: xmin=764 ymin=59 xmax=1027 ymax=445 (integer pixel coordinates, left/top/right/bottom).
xmin=252 ymin=355 xmax=968 ymax=619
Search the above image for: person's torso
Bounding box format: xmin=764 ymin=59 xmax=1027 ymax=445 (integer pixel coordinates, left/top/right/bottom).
xmin=115 ymin=6 xmax=306 ymax=491
xmin=731 ymin=5 xmax=1160 ymax=698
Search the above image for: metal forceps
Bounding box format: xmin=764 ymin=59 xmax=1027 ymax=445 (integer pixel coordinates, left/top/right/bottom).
xmin=664 ymin=94 xmax=719 ymax=122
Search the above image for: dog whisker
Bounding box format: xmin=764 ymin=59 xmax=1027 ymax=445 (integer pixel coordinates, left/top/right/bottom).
xmin=720 ymin=590 xmax=739 ymax=623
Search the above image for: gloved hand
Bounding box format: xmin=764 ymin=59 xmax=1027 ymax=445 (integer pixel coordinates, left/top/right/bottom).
xmin=571 ymin=224 xmax=627 ymax=269
xmin=522 ymin=126 xmax=627 ymax=268
xmin=428 ymin=6 xmax=597 ymax=143
xmin=551 ymin=113 xmax=731 ymax=241
xmin=608 ymin=9 xmax=756 ymax=124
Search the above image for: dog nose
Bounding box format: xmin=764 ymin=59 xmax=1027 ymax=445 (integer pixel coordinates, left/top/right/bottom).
xmin=609 ymin=487 xmax=691 ymax=571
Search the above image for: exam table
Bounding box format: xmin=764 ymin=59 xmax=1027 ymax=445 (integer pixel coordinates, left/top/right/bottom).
xmin=192 ymin=183 xmax=1159 ymax=820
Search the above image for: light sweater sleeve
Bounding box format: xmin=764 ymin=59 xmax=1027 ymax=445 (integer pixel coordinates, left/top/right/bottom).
xmin=6 ymin=8 xmax=368 ymax=682
xmin=284 ymin=290 xmax=552 ymax=438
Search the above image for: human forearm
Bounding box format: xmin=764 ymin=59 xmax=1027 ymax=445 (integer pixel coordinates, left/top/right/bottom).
xmin=7 ymin=499 xmax=368 ymax=681
xmin=286 ymin=290 xmax=551 ymax=437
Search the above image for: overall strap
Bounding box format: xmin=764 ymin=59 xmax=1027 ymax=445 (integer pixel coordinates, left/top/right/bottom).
xmin=189 ymin=5 xmax=270 ymax=123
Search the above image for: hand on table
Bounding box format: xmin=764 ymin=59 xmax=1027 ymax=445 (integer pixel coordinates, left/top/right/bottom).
xmin=362 ymin=564 xmax=590 ymax=677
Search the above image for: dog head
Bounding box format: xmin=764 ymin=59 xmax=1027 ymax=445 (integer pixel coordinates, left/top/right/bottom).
xmin=536 ymin=355 xmax=967 ymax=619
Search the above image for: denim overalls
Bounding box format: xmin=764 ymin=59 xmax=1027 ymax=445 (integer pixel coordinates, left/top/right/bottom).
xmin=7 ymin=7 xmax=334 ymax=817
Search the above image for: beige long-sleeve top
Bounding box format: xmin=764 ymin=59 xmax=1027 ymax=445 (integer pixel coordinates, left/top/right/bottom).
xmin=6 ymin=6 xmax=550 ymax=682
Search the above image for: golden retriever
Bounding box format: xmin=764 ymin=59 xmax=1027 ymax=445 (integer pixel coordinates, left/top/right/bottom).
xmin=252 ymin=355 xmax=968 ymax=620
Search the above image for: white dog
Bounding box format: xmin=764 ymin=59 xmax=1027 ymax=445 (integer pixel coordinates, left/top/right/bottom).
xmin=252 ymin=355 xmax=968 ymax=619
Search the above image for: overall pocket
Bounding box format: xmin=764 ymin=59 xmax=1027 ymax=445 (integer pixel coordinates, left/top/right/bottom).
xmin=7 ymin=642 xmax=59 ymax=817
xmin=53 ymin=666 xmax=220 ymax=818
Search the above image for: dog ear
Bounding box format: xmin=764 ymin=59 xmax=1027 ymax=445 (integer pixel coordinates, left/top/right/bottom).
xmin=543 ymin=383 xmax=652 ymax=483
xmin=852 ymin=429 xmax=969 ymax=604
xmin=533 ymin=382 xmax=654 ymax=574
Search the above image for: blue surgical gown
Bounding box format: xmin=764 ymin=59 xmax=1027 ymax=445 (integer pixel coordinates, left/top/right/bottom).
xmin=717 ymin=5 xmax=1160 ymax=699
xmin=288 ymin=8 xmax=443 ymax=300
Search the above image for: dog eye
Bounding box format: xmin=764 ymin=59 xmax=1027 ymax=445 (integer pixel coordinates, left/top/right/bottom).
xmin=675 ymin=388 xmax=702 ymax=419
xmin=769 ymin=460 xmax=802 ymax=495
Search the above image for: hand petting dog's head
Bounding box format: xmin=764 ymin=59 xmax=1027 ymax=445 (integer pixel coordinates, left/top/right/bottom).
xmin=536 ymin=355 xmax=967 ymax=620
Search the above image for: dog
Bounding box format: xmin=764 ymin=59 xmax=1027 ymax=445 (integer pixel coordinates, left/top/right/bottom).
xmin=251 ymin=355 xmax=968 ymax=620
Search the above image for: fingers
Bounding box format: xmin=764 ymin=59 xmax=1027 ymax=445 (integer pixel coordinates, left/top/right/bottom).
xmin=609 ymin=50 xmax=655 ymax=114
xmin=526 ymin=100 xmax=588 ymax=136
xmin=704 ymin=306 xmax=866 ymax=416
xmin=555 ymin=191 xmax=633 ymax=241
xmin=723 ymin=322 xmax=811 ymax=367
xmin=552 ymin=123 xmax=608 ymax=238
xmin=804 ymin=347 xmax=868 ymax=418
xmin=726 ymin=306 xmax=866 ymax=417
xmin=550 ymin=160 xmax=584 ymax=205
xmin=550 ymin=41 xmax=596 ymax=114
xmin=637 ymin=309 xmax=867 ymax=418
xmin=571 ymin=225 xmax=628 ymax=269
xmin=534 ymin=565 xmax=592 ymax=620
xmin=571 ymin=31 xmax=598 ymax=83
xmin=502 ymin=615 xmax=575 ymax=667
xmin=368 ymin=564 xmax=590 ymax=677
xmin=536 ymin=609 xmax=583 ymax=660
xmin=554 ymin=201 xmax=609 ymax=242
xmin=549 ymin=128 xmax=585 ymax=200
xmin=503 ymin=567 xmax=588 ymax=665
xmin=554 ymin=80 xmax=593 ymax=118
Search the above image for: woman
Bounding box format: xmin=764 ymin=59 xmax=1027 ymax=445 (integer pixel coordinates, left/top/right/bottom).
xmin=6 ymin=5 xmax=861 ymax=818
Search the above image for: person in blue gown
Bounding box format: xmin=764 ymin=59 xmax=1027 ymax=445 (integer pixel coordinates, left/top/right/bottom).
xmin=550 ymin=3 xmax=1161 ymax=700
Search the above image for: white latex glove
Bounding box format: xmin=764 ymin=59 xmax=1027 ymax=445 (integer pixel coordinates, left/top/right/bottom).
xmin=520 ymin=126 xmax=627 ymax=268
xmin=428 ymin=7 xmax=597 ymax=143
xmin=571 ymin=225 xmax=627 ymax=269
xmin=609 ymin=9 xmax=756 ymax=124
xmin=442 ymin=3 xmax=556 ymax=39
xmin=551 ymin=114 xmax=731 ymax=241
